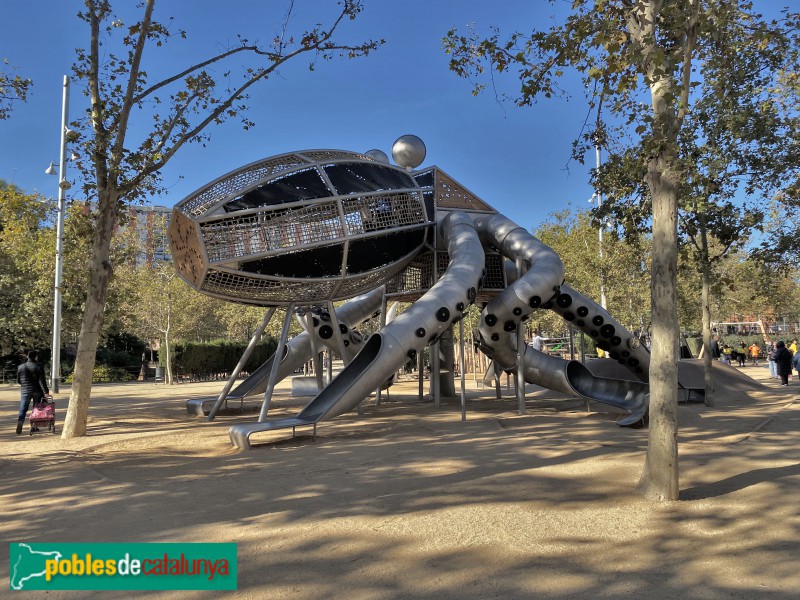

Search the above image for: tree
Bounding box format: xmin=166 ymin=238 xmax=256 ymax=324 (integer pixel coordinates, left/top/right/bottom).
xmin=0 ymin=182 xmax=52 ymax=354
xmin=444 ymin=0 xmax=800 ymax=500
xmin=0 ymin=59 xmax=32 ymax=120
xmin=123 ymin=261 xmax=199 ymax=384
xmin=536 ymin=208 xmax=652 ymax=337
xmin=598 ymin=4 xmax=800 ymax=406
xmin=61 ymin=0 xmax=382 ymax=437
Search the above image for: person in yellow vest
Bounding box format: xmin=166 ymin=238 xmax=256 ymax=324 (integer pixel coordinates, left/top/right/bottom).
xmin=749 ymin=341 xmax=760 ymax=366
xmin=790 ymin=339 xmax=798 ymax=355
xmin=721 ymin=342 xmax=734 ymax=365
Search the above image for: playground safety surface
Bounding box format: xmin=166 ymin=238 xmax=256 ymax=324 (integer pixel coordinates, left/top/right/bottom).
xmin=1 ymin=361 xmax=797 ymax=599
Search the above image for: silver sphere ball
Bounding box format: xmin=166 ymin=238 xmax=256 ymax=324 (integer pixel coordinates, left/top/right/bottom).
xmin=364 ymin=149 xmax=390 ymax=164
xmin=392 ymin=135 xmax=426 ymax=169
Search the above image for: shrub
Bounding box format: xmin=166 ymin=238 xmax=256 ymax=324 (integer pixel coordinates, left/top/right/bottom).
xmin=64 ymin=364 xmax=133 ymax=383
xmin=171 ymin=338 xmax=278 ymax=379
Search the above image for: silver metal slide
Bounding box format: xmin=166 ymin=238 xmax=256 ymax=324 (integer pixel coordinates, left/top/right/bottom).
xmin=229 ymin=211 xmax=484 ymax=449
xmin=473 ymin=213 xmax=649 ymax=426
xmin=187 ymin=288 xmax=383 ymax=417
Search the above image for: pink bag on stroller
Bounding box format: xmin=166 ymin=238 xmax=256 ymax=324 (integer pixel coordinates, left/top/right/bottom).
xmin=29 ymin=396 xmax=56 ymax=435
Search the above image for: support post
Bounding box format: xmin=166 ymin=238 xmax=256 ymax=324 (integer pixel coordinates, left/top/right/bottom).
xmin=326 ymin=301 xmax=362 ymax=414
xmin=516 ymin=322 xmax=526 ymax=415
xmin=50 ymin=75 xmax=70 ymax=393
xmin=207 ymin=307 xmax=275 ymax=421
xmin=375 ymin=287 xmax=388 ymax=406
xmin=259 ymin=305 xmax=293 ymax=422
xmin=303 ymin=311 xmax=324 ymax=392
xmin=432 ymin=339 xmax=441 ymax=409
xmin=418 ymin=349 xmax=424 ymax=401
xmin=459 ymin=317 xmax=467 ymax=421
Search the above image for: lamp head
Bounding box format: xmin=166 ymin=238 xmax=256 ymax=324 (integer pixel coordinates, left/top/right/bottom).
xmin=45 ymin=162 xmax=57 ymax=176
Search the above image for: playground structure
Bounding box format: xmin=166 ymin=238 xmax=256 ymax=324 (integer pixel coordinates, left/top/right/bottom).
xmin=169 ymin=137 xmax=652 ymax=449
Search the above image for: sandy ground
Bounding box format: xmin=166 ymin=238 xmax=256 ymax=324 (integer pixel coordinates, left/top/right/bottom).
xmin=1 ymin=361 xmax=798 ymax=599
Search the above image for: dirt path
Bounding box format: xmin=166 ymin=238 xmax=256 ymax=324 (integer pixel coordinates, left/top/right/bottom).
xmin=1 ymin=363 xmax=798 ymax=599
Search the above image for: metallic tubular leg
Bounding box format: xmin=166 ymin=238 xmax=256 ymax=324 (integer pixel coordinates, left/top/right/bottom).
xmin=259 ymin=305 xmax=294 ymax=422
xmin=459 ymin=317 xmax=467 ymax=421
xmin=207 ymin=307 xmax=275 ymax=421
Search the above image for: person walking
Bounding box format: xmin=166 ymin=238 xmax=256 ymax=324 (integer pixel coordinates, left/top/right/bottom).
xmin=737 ymin=342 xmax=747 ymax=367
xmin=768 ymin=342 xmax=778 ymax=378
xmin=773 ymin=341 xmax=793 ymax=386
xmin=16 ymin=350 xmax=50 ymax=434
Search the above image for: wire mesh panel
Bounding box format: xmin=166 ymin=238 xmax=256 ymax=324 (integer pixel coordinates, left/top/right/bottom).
xmin=300 ymin=150 xmax=378 ymax=163
xmin=334 ymin=263 xmax=410 ymax=299
xmin=341 ymin=192 xmax=426 ymax=234
xmin=201 ymin=269 xmax=338 ymax=305
xmin=482 ymin=253 xmax=505 ymax=290
xmin=201 ymin=201 xmax=344 ymax=263
xmin=180 ymin=154 xmax=310 ymax=217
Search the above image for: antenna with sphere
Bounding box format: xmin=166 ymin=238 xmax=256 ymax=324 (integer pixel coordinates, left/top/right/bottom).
xmin=391 ymin=135 xmax=426 ymax=170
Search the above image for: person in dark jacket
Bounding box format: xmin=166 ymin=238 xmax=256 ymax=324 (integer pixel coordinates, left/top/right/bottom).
xmin=16 ymin=350 xmax=49 ymax=434
xmin=772 ymin=341 xmax=793 ymax=386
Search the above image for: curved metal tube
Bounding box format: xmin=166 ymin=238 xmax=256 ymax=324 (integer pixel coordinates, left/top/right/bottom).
xmin=227 ymin=287 xmax=384 ymax=400
xmin=294 ymin=211 xmax=485 ymax=422
xmin=504 ymin=261 xmax=651 ymax=382
xmin=473 ymin=213 xmax=565 ymax=370
xmin=474 ymin=213 xmax=648 ymax=425
xmin=547 ymin=283 xmax=651 ymax=381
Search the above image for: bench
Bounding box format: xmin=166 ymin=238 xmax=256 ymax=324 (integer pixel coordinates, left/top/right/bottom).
xmin=229 ymin=417 xmax=318 ymax=450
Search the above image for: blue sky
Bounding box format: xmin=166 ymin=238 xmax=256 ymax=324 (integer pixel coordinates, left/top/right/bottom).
xmin=3 ymin=1 xmax=608 ymax=230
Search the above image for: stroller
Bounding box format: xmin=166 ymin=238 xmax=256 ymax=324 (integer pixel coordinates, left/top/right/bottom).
xmin=29 ymin=395 xmax=56 ymax=436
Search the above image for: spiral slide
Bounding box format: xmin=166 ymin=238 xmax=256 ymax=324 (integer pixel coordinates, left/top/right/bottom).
xmin=229 ymin=211 xmax=484 ymax=449
xmin=187 ymin=287 xmax=383 ymax=417
xmin=473 ymin=213 xmax=649 ymax=426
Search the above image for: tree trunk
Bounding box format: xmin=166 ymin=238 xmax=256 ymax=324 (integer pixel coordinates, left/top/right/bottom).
xmin=61 ymin=189 xmax=117 ymax=438
xmin=637 ymin=150 xmax=680 ymax=501
xmin=700 ymin=222 xmax=715 ymax=406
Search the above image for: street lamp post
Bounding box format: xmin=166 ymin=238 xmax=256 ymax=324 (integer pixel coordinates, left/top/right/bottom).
xmin=49 ymin=75 xmax=71 ymax=392
xmin=594 ymin=141 xmax=607 ymax=310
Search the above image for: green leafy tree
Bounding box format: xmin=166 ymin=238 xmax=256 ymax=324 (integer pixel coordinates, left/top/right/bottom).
xmin=0 ymin=59 xmax=32 ymax=120
xmin=443 ymin=0 xmax=800 ymax=500
xmin=61 ymin=0 xmax=382 ymax=437
xmin=0 ymin=182 xmax=52 ymax=354
xmin=596 ymin=3 xmax=800 ymax=406
xmin=536 ymin=209 xmax=652 ymax=336
xmin=123 ymin=261 xmax=198 ymax=384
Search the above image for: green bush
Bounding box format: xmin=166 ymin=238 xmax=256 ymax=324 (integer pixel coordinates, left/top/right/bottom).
xmin=170 ymin=338 xmax=278 ymax=379
xmin=64 ymin=364 xmax=134 ymax=383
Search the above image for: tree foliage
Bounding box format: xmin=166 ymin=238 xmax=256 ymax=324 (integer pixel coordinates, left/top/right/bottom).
xmin=0 ymin=58 xmax=32 ymax=120
xmin=444 ymin=0 xmax=800 ymax=500
xmin=61 ymin=0 xmax=382 ymax=437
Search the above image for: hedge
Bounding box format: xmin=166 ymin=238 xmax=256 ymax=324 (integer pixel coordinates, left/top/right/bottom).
xmin=169 ymin=337 xmax=278 ymax=379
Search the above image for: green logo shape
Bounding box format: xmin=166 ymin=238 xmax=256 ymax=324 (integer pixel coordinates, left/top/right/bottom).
xmin=10 ymin=543 xmax=237 ymax=590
